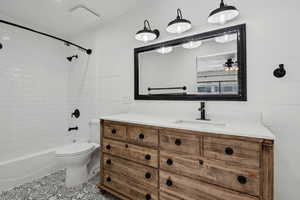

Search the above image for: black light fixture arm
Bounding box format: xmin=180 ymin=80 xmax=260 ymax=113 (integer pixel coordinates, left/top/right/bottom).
xmin=220 ymin=0 xmax=225 ymax=7
xmin=144 ymin=20 xmax=152 ymax=30
xmin=0 ymin=19 xmax=92 ymax=55
xmin=177 ymin=8 xmax=183 ymax=19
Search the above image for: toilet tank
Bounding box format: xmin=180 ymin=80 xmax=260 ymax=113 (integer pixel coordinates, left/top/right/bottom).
xmin=89 ymin=119 xmax=100 ymax=144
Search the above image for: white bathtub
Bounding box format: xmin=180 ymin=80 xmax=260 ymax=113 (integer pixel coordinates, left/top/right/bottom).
xmin=0 ymin=143 xmax=100 ymax=192
xmin=0 ymin=148 xmax=59 ymax=192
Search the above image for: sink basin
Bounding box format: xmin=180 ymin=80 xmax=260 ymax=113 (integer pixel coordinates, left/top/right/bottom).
xmin=173 ymin=120 xmax=227 ymax=127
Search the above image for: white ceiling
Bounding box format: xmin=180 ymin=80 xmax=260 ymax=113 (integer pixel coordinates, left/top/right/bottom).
xmin=0 ymin=0 xmax=141 ymax=38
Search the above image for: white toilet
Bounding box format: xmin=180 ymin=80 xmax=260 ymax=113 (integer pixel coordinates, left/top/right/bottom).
xmin=56 ymin=142 xmax=99 ymax=187
xmin=56 ymin=119 xmax=100 ymax=187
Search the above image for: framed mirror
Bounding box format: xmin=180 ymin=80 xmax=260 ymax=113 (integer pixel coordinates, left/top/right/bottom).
xmin=134 ymin=24 xmax=246 ymax=101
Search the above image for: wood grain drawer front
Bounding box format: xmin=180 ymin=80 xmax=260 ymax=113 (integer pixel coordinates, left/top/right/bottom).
xmin=103 ymin=154 xmax=158 ymax=188
xmin=103 ymin=124 xmax=126 ymax=141
xmin=104 ymin=170 xmax=158 ymax=200
xmin=127 ymin=126 xmax=158 ymax=148
xmin=160 ymin=170 xmax=259 ymax=200
xmin=103 ymin=138 xmax=158 ymax=168
xmin=160 ymin=192 xmax=182 ymax=200
xmin=204 ymin=137 xmax=261 ymax=169
xmin=160 ymin=131 xmax=201 ymax=155
xmin=160 ymin=151 xmax=260 ymax=196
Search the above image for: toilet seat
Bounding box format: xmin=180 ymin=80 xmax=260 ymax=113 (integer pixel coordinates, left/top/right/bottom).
xmin=56 ymin=142 xmax=96 ymax=156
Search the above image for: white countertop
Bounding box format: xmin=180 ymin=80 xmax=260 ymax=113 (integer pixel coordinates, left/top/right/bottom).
xmin=100 ymin=113 xmax=275 ymax=140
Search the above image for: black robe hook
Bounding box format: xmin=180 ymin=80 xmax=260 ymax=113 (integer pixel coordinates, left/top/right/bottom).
xmin=273 ymin=64 xmax=286 ymax=78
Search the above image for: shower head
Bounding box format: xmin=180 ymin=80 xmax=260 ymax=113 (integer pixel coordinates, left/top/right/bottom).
xmin=67 ymin=54 xmax=78 ymax=62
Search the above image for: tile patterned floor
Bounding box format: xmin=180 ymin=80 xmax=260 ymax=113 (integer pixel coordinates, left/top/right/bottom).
xmin=0 ymin=170 xmax=118 ymax=200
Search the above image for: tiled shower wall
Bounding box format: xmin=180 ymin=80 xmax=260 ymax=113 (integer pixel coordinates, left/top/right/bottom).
xmin=0 ymin=16 xmax=70 ymax=162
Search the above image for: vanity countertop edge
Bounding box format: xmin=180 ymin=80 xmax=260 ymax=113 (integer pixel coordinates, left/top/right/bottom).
xmin=100 ymin=113 xmax=275 ymax=140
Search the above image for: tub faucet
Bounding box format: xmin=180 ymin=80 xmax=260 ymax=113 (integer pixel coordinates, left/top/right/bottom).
xmin=197 ymin=102 xmax=208 ymax=121
xmin=68 ymin=126 xmax=78 ymax=132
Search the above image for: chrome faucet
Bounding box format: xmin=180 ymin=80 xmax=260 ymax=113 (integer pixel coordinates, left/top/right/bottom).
xmin=197 ymin=102 xmax=209 ymax=121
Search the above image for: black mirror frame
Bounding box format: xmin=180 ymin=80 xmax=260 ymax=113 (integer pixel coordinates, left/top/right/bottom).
xmin=134 ymin=24 xmax=247 ymax=101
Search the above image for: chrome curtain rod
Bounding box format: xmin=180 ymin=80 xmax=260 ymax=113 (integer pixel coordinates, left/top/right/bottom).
xmin=0 ymin=19 xmax=92 ymax=55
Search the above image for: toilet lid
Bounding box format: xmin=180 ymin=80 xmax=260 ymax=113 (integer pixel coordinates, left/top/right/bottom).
xmin=56 ymin=142 xmax=96 ymax=156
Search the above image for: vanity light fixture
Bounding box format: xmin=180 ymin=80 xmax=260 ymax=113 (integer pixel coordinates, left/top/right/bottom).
xmin=135 ymin=20 xmax=160 ymax=43
xmin=208 ymin=0 xmax=239 ymax=25
xmin=167 ymin=9 xmax=192 ymax=34
xmin=157 ymin=46 xmax=173 ymax=54
xmin=182 ymin=40 xmax=202 ymax=49
xmin=215 ymin=33 xmax=237 ymax=43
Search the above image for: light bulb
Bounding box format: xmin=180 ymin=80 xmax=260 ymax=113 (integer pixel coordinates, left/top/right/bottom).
xmin=142 ymin=35 xmax=149 ymax=43
xmin=219 ymin=14 xmax=226 ymax=24
xmin=177 ymin=26 xmax=182 ymax=33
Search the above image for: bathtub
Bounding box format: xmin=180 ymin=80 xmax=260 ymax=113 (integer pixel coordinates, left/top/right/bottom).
xmin=0 ymin=148 xmax=59 ymax=192
xmin=0 ymin=143 xmax=100 ymax=192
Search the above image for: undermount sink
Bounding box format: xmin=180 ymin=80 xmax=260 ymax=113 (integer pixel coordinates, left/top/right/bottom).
xmin=173 ymin=119 xmax=227 ymax=127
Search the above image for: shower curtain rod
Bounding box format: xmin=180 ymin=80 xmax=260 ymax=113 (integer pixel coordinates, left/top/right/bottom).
xmin=0 ymin=19 xmax=92 ymax=55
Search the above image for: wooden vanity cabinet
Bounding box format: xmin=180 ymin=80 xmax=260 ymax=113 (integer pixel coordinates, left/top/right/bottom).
xmin=98 ymin=120 xmax=274 ymax=200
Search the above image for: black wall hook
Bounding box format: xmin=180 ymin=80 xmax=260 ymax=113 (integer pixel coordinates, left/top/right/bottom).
xmin=71 ymin=109 xmax=80 ymax=118
xmin=273 ymin=64 xmax=286 ymax=78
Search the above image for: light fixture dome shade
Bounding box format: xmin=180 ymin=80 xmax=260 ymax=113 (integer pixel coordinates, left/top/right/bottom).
xmin=135 ymin=29 xmax=159 ymax=43
xmin=182 ymin=41 xmax=202 ymax=49
xmin=157 ymin=46 xmax=173 ymax=54
xmin=215 ymin=33 xmax=237 ymax=43
xmin=208 ymin=0 xmax=239 ymax=24
xmin=167 ymin=9 xmax=192 ymax=34
xmin=135 ymin=20 xmax=160 ymax=43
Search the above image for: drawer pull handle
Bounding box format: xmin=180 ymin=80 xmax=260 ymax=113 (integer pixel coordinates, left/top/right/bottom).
xmin=175 ymin=139 xmax=181 ymax=146
xmin=145 ymin=194 xmax=152 ymax=200
xmin=145 ymin=172 xmax=151 ymax=179
xmin=139 ymin=133 xmax=145 ymax=139
xmin=125 ymin=144 xmax=129 ymax=148
xmin=166 ymin=179 xmax=173 ymax=186
xmin=106 ymin=145 xmax=111 ymax=150
xmin=225 ymin=147 xmax=234 ymax=155
xmin=167 ymin=159 xmax=173 ymax=166
xmin=111 ymin=129 xmax=117 ymax=134
xmin=145 ymin=154 xmax=151 ymax=160
xmin=199 ymin=160 xmax=204 ymax=165
xmin=106 ymin=177 xmax=111 ymax=182
xmin=237 ymin=176 xmax=247 ymax=184
xmin=106 ymin=159 xmax=111 ymax=165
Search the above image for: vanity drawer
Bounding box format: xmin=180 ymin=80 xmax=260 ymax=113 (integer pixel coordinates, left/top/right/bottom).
xmin=103 ymin=154 xmax=158 ymax=188
xmin=127 ymin=126 xmax=158 ymax=148
xmin=103 ymin=138 xmax=158 ymax=168
xmin=103 ymin=170 xmax=158 ymax=200
xmin=160 ymin=170 xmax=259 ymax=200
xmin=103 ymin=124 xmax=126 ymax=141
xmin=204 ymin=136 xmax=261 ymax=168
xmin=160 ymin=130 xmax=201 ymax=155
xmin=160 ymin=151 xmax=260 ymax=196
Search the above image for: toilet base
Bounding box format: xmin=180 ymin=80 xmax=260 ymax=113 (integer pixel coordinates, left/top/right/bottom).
xmin=65 ymin=165 xmax=88 ymax=187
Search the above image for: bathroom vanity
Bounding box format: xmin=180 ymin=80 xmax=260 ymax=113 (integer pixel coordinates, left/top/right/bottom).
xmin=98 ymin=113 xmax=274 ymax=200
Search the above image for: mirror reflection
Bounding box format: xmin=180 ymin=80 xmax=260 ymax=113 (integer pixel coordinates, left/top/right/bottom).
xmin=139 ymin=32 xmax=238 ymax=96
